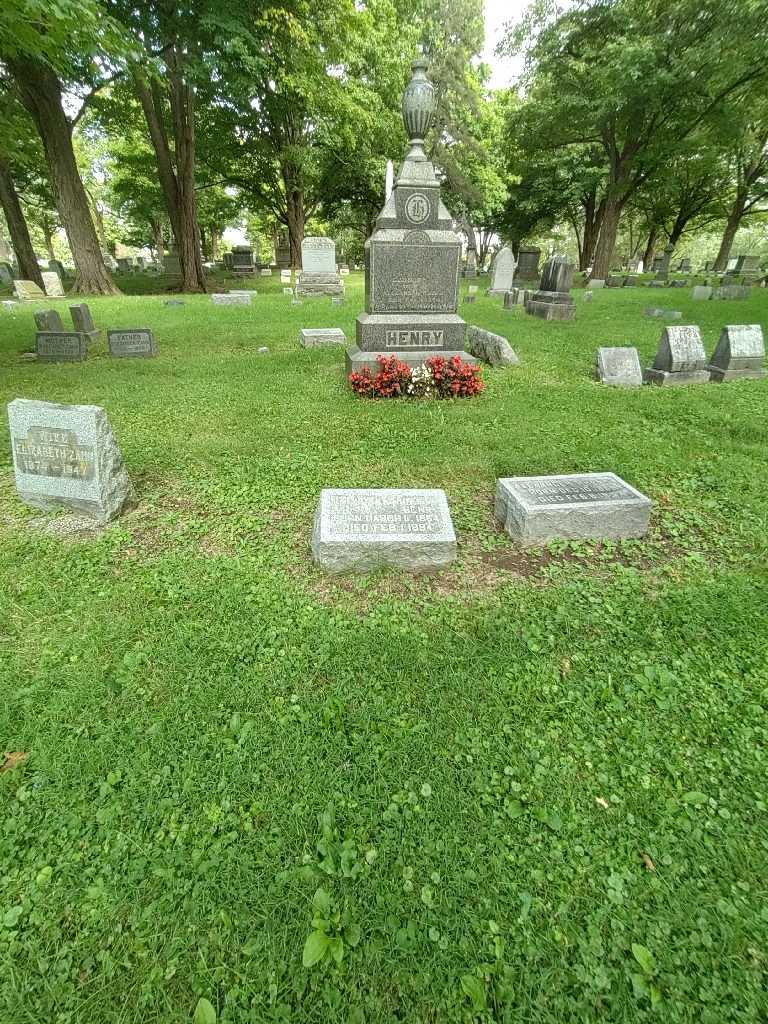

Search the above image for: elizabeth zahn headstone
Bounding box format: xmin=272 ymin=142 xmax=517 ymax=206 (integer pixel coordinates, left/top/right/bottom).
xmin=107 ymin=329 xmax=157 ymax=358
xmin=8 ymin=399 xmax=133 ymax=522
xmin=311 ymin=488 xmax=457 ymax=573
xmin=706 ymin=324 xmax=766 ymax=382
xmin=644 ymin=325 xmax=709 ymax=385
xmin=596 ymin=347 xmax=643 ymax=387
xmin=495 ymin=473 xmax=651 ymax=545
xmin=36 ymin=332 xmax=88 ymax=362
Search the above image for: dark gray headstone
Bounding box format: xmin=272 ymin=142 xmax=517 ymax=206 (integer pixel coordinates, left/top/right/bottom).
xmin=107 ymin=329 xmax=157 ymax=358
xmin=70 ymin=304 xmax=97 ymax=334
xmin=712 ymin=285 xmax=751 ymax=300
xmin=8 ymin=398 xmax=132 ymax=522
xmin=707 ymin=324 xmax=765 ymax=381
xmin=515 ymin=246 xmax=541 ymax=282
xmin=34 ymin=310 xmax=64 ymax=332
xmin=36 ymin=332 xmax=89 ymax=362
xmin=526 ymin=255 xmax=576 ymax=321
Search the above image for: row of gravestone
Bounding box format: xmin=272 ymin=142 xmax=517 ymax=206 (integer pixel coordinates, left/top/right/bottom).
xmin=32 ymin=306 xmax=156 ymax=361
xmin=596 ymin=325 xmax=765 ymax=387
xmin=10 ymin=274 xmax=66 ymax=301
xmin=6 ymin=396 xmax=652 ymax=569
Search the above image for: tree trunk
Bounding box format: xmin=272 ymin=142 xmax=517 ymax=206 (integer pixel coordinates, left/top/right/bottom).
xmin=42 ymin=221 xmax=56 ymax=261
xmin=580 ymin=193 xmax=605 ymax=271
xmin=713 ymin=194 xmax=746 ymax=271
xmin=591 ymin=198 xmax=622 ymax=279
xmin=642 ymin=225 xmax=658 ymax=270
xmin=285 ymin=190 xmax=305 ymax=268
xmin=210 ymin=227 xmax=219 ymax=262
xmin=9 ymin=58 xmax=118 ymax=295
xmin=0 ymin=157 xmax=44 ymax=287
xmin=153 ymin=220 xmax=165 ymax=268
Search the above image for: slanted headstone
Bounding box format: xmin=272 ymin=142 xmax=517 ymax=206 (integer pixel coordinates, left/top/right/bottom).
xmin=644 ymin=325 xmax=709 ymax=385
xmin=8 ymin=398 xmax=132 ymax=523
xmin=300 ymin=328 xmax=346 ymax=348
xmin=712 ymin=284 xmax=750 ymax=300
xmin=488 ymin=246 xmax=516 ymax=295
xmin=36 ymin=332 xmax=88 ymax=362
xmin=41 ymin=271 xmax=65 ymax=297
xmin=13 ymin=280 xmax=45 ymax=301
xmin=466 ymin=326 xmax=519 ymax=366
xmin=116 ymin=257 xmax=132 ymax=273
xmin=645 ymin=308 xmax=682 ymax=319
xmin=296 ymin=237 xmax=344 ymax=297
xmin=0 ymin=262 xmax=13 ymax=284
xmin=311 ymin=488 xmax=457 ymax=573
xmin=107 ymin=329 xmax=157 ymax=358
xmin=596 ymin=347 xmax=643 ymax=387
xmin=706 ymin=324 xmax=765 ymax=382
xmin=587 ymin=279 xmax=605 ymax=289
xmin=211 ymin=292 xmax=252 ymax=305
xmin=734 ymin=255 xmax=761 ymax=280
xmin=725 ymin=257 xmax=738 ymax=273
xmin=677 ymin=259 xmax=692 ymax=273
xmin=526 ymin=255 xmax=576 ymax=321
xmin=34 ymin=310 xmax=64 ymax=332
xmin=70 ymin=303 xmax=100 ymax=341
xmin=692 ymin=286 xmax=712 ymax=300
xmin=495 ymin=473 xmax=651 ymax=545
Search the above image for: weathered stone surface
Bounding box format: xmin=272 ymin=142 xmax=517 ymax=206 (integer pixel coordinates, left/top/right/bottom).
xmin=645 ymin=308 xmax=682 ymax=319
xmin=0 ymin=262 xmax=13 ymax=283
xmin=211 ymin=292 xmax=252 ymax=305
xmin=583 ymin=291 xmax=594 ymax=303
xmin=36 ymin=332 xmax=88 ymax=362
xmin=69 ymin=304 xmax=99 ymax=338
xmin=648 ymin=280 xmax=666 ymax=288
xmin=605 ymin=276 xmax=623 ymax=288
xmin=495 ymin=473 xmax=651 ymax=546
xmin=712 ymin=285 xmax=751 ymax=300
xmin=41 ymin=271 xmax=65 ymax=297
xmin=463 ymin=294 xmax=476 ymax=303
xmin=655 ymin=245 xmax=674 ymax=281
xmin=8 ymin=398 xmax=133 ymax=522
xmin=231 ymin=245 xmax=254 ymax=274
xmin=504 ymin=288 xmax=528 ymax=307
xmin=260 ymin=268 xmax=272 ymax=276
xmin=669 ymin=279 xmax=689 ymax=288
xmin=515 ymin=246 xmax=541 ymax=282
xmin=692 ymin=286 xmax=712 ymax=300
xmin=164 ymin=299 xmax=185 ymax=306
xmin=283 ymin=287 xmax=293 ymax=296
xmin=526 ymin=256 xmax=576 ymax=321
xmin=280 ymin=270 xmax=292 ymax=283
xmin=488 ymin=246 xmax=515 ymax=294
xmin=644 ymin=325 xmax=709 ymax=385
xmin=466 ymin=326 xmax=519 ymax=366
xmin=587 ymin=279 xmax=605 ymax=289
xmin=300 ymin=328 xmax=346 ymax=348
xmin=296 ymin=238 xmax=344 ymax=297
xmin=13 ymin=280 xmax=45 ymax=301
xmin=596 ymin=347 xmax=643 ymax=387
xmin=707 ymin=324 xmax=766 ymax=381
xmin=107 ymin=329 xmax=157 ymax=358
xmin=34 ymin=310 xmax=64 ymax=332
xmin=311 ymin=488 xmax=457 ymax=573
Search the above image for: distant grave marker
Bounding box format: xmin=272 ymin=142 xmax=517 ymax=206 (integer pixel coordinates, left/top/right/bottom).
xmin=107 ymin=329 xmax=157 ymax=358
xmin=596 ymin=347 xmax=643 ymax=387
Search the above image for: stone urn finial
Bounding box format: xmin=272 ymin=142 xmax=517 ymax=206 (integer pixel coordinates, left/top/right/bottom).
xmin=402 ymin=58 xmax=435 ymax=161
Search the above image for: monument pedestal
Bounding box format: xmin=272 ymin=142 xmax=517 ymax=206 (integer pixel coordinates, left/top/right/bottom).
xmin=346 ymin=346 xmax=477 ymax=375
xmin=644 ymin=368 xmax=710 ymax=386
xmin=296 ymin=271 xmax=344 ymax=297
xmin=526 ymin=291 xmax=576 ymax=321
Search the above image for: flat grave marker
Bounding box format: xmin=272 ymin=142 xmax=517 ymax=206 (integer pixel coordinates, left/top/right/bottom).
xmin=107 ymin=329 xmax=157 ymax=358
xmin=300 ymin=328 xmax=346 ymax=348
xmin=596 ymin=346 xmax=643 ymax=387
xmin=211 ymin=292 xmax=252 ymax=305
xmin=36 ymin=332 xmax=88 ymax=362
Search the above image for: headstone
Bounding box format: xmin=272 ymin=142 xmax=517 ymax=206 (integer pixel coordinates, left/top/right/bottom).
xmin=348 ymin=60 xmax=475 ymax=374
xmin=280 ymin=269 xmax=292 ymax=284
xmin=164 ymin=250 xmax=181 ymax=275
xmin=648 ymin=280 xmax=666 ymax=288
xmin=495 ymin=473 xmax=651 ymax=545
xmin=0 ymin=262 xmax=12 ymax=284
xmin=651 ymin=256 xmax=663 ymax=273
xmin=668 ymin=279 xmax=689 ymax=288
xmin=463 ymin=294 xmax=476 ymax=304
xmin=36 ymin=332 xmax=89 ymax=362
xmin=677 ymin=259 xmax=692 ymax=273
xmin=712 ymin=285 xmax=750 ymax=300
xmin=165 ymin=299 xmax=185 ymax=306
xmin=734 ymin=254 xmax=761 ymax=280
xmin=725 ymin=257 xmax=738 ymax=273
xmin=488 ymin=246 xmax=516 ymax=295
xmin=331 ymin=296 xmax=344 ymax=306
xmin=69 ymin=304 xmax=100 ymax=341
xmin=223 ymin=252 xmax=234 ymax=270
xmin=515 ymin=246 xmax=541 ymax=283
xmin=107 ymin=329 xmax=157 ymax=358
xmin=466 ymin=326 xmax=519 ymax=366
xmin=645 ymin=308 xmax=682 ymax=319
xmin=13 ymin=280 xmax=45 ymax=301
xmin=583 ymin=291 xmax=594 ymax=303
xmin=34 ymin=310 xmax=64 ymax=332
xmin=283 ymin=287 xmax=293 ymax=296
xmin=211 ymin=292 xmax=252 ymax=305
xmin=116 ymin=257 xmax=132 ymax=273
xmin=260 ymin=268 xmax=272 ymax=276
xmin=48 ymin=259 xmax=65 ymax=277
xmin=644 ymin=325 xmax=709 ymax=385
xmin=340 ymin=267 xmax=350 ymax=276
xmin=8 ymin=398 xmax=132 ymax=522
xmin=596 ymin=346 xmax=643 ymax=387
xmin=41 ymin=271 xmax=65 ymax=297
xmin=2 ymin=299 xmax=20 ymax=310
xmin=605 ymin=275 xmax=623 ymax=287
xmin=526 ymin=255 xmax=576 ymax=321
xmin=587 ymin=279 xmax=605 ymax=289
xmin=231 ymin=245 xmax=254 ymax=275
xmin=228 ymin=290 xmax=256 ymax=297
xmin=311 ymin=488 xmax=457 ymax=573
xmin=300 ymin=328 xmax=346 ymax=348
xmin=706 ymin=324 xmax=766 ymax=382
xmin=468 ymin=285 xmax=478 ymax=295
xmin=504 ymin=288 xmax=528 ymax=307
xmin=655 ymin=245 xmax=674 ymax=281
xmin=464 ymin=249 xmax=477 ymax=278
xmin=692 ymin=286 xmax=712 ymax=300
xmin=296 ymin=237 xmax=344 ymax=297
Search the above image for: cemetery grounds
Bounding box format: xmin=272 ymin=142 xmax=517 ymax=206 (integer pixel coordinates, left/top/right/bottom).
xmin=0 ymin=273 xmax=766 ymax=1022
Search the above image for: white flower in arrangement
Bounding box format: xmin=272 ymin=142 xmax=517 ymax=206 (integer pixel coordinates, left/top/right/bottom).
xmin=408 ymin=363 xmax=435 ymax=397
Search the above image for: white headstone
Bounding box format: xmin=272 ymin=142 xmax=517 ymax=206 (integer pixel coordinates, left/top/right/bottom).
xmin=41 ymin=271 xmax=65 ymax=297
xmin=211 ymin=293 xmax=252 ymax=305
xmin=13 ymin=279 xmax=45 ymax=301
xmin=301 ymin=237 xmax=336 ymax=274
xmin=596 ymin=347 xmax=643 ymax=387
xmin=300 ymin=328 xmax=346 ymax=348
xmin=489 ymin=247 xmax=516 ymax=294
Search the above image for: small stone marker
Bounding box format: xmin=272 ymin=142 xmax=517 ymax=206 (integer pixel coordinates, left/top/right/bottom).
xmin=645 ymin=308 xmax=682 ymax=319
xmin=258 ymin=346 xmax=269 ymax=354
xmin=706 ymin=324 xmax=766 ymax=381
xmin=587 ymin=279 xmax=605 ymax=289
xmin=260 ymin=268 xmax=272 ymax=276
xmin=495 ymin=473 xmax=651 ymax=546
xmin=648 ymin=280 xmax=666 ymax=289
xmin=463 ymin=294 xmax=476 ymax=304
xmin=36 ymin=332 xmax=89 ymax=362
xmin=13 ymin=280 xmax=45 ymax=301
xmin=283 ymin=287 xmax=293 ymax=296
xmin=605 ymin=276 xmax=623 ymax=288
xmin=228 ymin=290 xmax=257 ymax=298
xmin=669 ymin=279 xmax=689 ymax=288
xmin=488 ymin=246 xmax=516 ymax=294
xmin=280 ymin=270 xmax=292 ymax=283
xmin=331 ymin=296 xmax=344 ymax=306
xmin=300 ymin=328 xmax=346 ymax=348
xmin=503 ymin=288 xmax=527 ymax=307
xmin=70 ymin=304 xmax=99 ymax=339
xmin=644 ymin=325 xmax=709 ymax=385
xmin=712 ymin=284 xmax=750 ymax=300
xmin=211 ymin=292 xmax=252 ymax=305
xmin=583 ymin=292 xmax=594 ymax=303
xmin=340 ymin=268 xmax=350 ymax=276
xmin=34 ymin=310 xmax=64 ymax=332
xmin=466 ymin=326 xmax=519 ymax=366
xmin=107 ymin=329 xmax=157 ymax=358
xmin=311 ymin=488 xmax=457 ymax=573
xmin=692 ymin=286 xmax=712 ymax=300
xmin=164 ymin=299 xmax=185 ymax=306
xmin=8 ymin=399 xmax=132 ymax=523
xmin=41 ymin=271 xmax=65 ymax=298
xmin=596 ymin=347 xmax=643 ymax=387
xmin=468 ymin=285 xmax=478 ymax=295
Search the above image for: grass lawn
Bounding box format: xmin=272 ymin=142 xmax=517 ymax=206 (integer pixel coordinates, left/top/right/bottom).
xmin=1 ymin=273 xmax=767 ymax=1023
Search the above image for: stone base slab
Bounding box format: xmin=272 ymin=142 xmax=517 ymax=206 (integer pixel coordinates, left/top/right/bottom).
xmin=346 ymin=346 xmax=478 ymax=375
xmin=526 ymin=299 xmax=576 ymax=321
xmin=355 ymin=312 xmax=467 ymax=352
xmin=644 ymin=368 xmax=710 ymax=386
xmin=707 ymin=365 xmax=767 ymax=382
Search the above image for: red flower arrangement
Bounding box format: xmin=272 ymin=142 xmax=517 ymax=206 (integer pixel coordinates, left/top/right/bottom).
xmin=350 ymin=354 xmax=484 ymax=399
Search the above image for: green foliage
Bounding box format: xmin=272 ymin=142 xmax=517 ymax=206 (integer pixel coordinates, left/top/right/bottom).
xmin=0 ymin=278 xmax=767 ymax=1020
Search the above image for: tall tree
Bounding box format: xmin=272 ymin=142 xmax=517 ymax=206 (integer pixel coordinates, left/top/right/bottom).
xmin=0 ymin=94 xmax=44 ymax=285
xmin=711 ymin=104 xmax=768 ymax=270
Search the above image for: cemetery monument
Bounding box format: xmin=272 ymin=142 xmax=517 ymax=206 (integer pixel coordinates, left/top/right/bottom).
xmin=295 ymin=237 xmax=344 ymax=297
xmin=487 ymin=246 xmax=516 ymax=295
xmin=526 ymin=255 xmax=576 ymax=321
xmin=706 ymin=325 xmax=766 ymax=381
xmin=644 ymin=325 xmax=709 ymax=385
